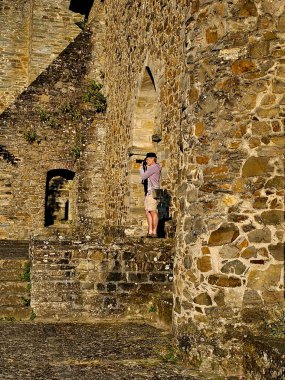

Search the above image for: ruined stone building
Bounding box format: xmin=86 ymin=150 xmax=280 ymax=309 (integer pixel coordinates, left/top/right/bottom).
xmin=0 ymin=0 xmax=284 ymax=377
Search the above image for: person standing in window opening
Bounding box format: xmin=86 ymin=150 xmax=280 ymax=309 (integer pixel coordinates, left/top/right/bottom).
xmin=139 ymin=152 xmax=161 ymax=238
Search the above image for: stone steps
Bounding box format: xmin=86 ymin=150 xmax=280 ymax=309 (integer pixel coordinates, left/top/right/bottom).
xmin=0 ymin=240 xmax=31 ymax=320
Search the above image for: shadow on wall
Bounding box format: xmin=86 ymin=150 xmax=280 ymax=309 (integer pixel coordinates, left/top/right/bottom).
xmin=157 ymin=190 xmax=171 ymax=238
xmin=69 ymin=0 xmax=95 ymax=20
xmin=0 ymin=145 xmax=18 ymax=165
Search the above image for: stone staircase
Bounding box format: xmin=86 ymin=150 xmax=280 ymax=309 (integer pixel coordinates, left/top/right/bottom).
xmin=0 ymin=240 xmax=32 ymax=320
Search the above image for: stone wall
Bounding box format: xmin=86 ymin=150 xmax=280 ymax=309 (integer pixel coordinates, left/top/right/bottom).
xmin=0 ymin=0 xmax=83 ymax=113
xmin=103 ymin=0 xmax=185 ymax=235
xmin=98 ymin=0 xmax=284 ymax=376
xmin=173 ymin=0 xmax=284 ymax=375
xmin=0 ymin=26 xmax=106 ymax=239
xmin=0 ymin=0 xmax=284 ymax=377
xmin=31 ymin=237 xmax=174 ymax=325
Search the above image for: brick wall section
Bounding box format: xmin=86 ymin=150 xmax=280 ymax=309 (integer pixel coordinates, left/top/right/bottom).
xmin=0 ymin=0 xmax=83 ymax=114
xmin=0 ymin=27 xmax=106 ymax=239
xmin=31 ymin=237 xmax=174 ymax=324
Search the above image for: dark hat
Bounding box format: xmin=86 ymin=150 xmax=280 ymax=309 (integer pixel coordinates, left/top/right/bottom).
xmin=146 ymin=152 xmax=157 ymax=158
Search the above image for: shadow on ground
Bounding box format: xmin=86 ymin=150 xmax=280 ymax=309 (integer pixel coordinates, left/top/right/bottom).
xmin=0 ymin=321 xmax=238 ymax=379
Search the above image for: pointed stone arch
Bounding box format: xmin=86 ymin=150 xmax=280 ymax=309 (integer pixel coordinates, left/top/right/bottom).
xmin=127 ymin=66 xmax=160 ymax=234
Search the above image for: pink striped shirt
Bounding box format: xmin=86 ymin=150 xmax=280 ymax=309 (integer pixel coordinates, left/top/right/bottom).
xmin=140 ymin=163 xmax=161 ymax=195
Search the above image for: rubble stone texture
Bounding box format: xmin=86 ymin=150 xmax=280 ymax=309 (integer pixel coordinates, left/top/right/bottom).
xmin=0 ymin=0 xmax=284 ymax=378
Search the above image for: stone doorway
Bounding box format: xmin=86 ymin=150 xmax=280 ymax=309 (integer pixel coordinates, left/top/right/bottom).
xmin=127 ymin=67 xmax=160 ymax=235
xmin=44 ymin=169 xmax=75 ymax=227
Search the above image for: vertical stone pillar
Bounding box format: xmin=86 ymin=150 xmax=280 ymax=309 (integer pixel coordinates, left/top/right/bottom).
xmin=173 ymin=0 xmax=285 ymax=376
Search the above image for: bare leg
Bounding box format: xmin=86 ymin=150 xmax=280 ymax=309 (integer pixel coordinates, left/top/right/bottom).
xmin=150 ymin=210 xmax=158 ymax=235
xmin=146 ymin=210 xmax=153 ymax=234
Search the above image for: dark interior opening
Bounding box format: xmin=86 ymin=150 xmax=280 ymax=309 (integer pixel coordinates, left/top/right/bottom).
xmin=69 ymin=0 xmax=95 ymax=20
xmin=45 ymin=169 xmax=75 ymax=227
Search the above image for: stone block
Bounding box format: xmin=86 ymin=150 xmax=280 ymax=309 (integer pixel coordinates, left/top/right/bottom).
xmin=231 ymin=59 xmax=256 ymax=74
xmin=197 ymin=256 xmax=212 ymax=272
xmin=107 ymin=272 xmax=125 ymax=282
xmin=260 ymin=95 xmax=277 ymax=107
xmin=241 ymin=307 xmax=268 ymax=323
xmin=203 ymin=166 xmax=228 ymax=179
xmin=268 ymin=243 xmax=284 ymax=261
xmin=106 ymin=283 xmax=117 ymax=292
xmin=214 ymin=290 xmax=225 ymax=306
xmin=201 ymin=247 xmax=210 ymax=255
xmin=256 ymin=106 xmax=280 ymax=118
xmin=149 ymin=273 xmax=166 ymax=282
xmin=233 ymin=0 xmax=258 ymax=17
xmin=253 ymin=197 xmax=268 ymax=209
xmin=251 ymin=121 xmax=271 ymax=135
xmin=89 ymin=250 xmax=104 ymax=261
xmin=118 ymin=283 xmax=136 ymax=292
xmin=221 ymin=260 xmax=247 ymax=275
xmin=242 ymin=156 xmax=271 ymax=177
xmin=272 ymin=79 xmax=285 ymax=93
xmin=208 ymin=275 xmax=242 ymax=287
xmin=0 ymin=306 xmax=32 ymax=320
xmin=193 ymin=293 xmax=212 ymax=306
xmin=198 ymin=93 xmax=218 ymax=114
xmin=271 ymin=136 xmax=285 ymax=148
xmin=262 ymin=289 xmax=284 ymax=304
xmin=241 ymin=246 xmax=257 ymax=259
xmin=242 ymin=289 xmax=263 ymax=307
xmin=195 ymin=156 xmax=209 ymax=164
xmin=208 ymin=223 xmax=240 ymax=246
xmin=183 ymin=255 xmax=193 ymax=269
xmin=247 ymin=265 xmax=282 ymax=290
xmin=248 ymin=137 xmax=261 ymax=148
xmin=219 ymin=245 xmax=240 ymax=259
xmin=128 ymin=272 xmax=149 ymax=282
xmin=194 ymin=122 xmax=204 ymax=137
xmin=249 ymin=40 xmax=269 ymax=58
xmin=260 ymin=210 xmax=284 ymax=225
xmin=206 ymin=28 xmax=218 ymax=44
xmin=248 ymin=227 xmax=271 ymax=243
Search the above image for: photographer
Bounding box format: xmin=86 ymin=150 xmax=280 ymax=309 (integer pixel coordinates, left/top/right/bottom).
xmin=139 ymin=152 xmax=161 ymax=238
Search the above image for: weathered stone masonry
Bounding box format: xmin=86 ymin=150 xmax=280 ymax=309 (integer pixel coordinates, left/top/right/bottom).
xmin=0 ymin=0 xmax=83 ymax=114
xmin=0 ymin=0 xmax=284 ymax=378
xmin=0 ymin=26 xmax=106 ymax=240
xmin=100 ymin=0 xmax=284 ymax=376
xmin=31 ymin=237 xmax=174 ymax=325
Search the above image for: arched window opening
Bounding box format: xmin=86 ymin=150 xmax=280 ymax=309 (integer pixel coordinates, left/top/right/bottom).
xmin=127 ymin=66 xmax=160 ymax=233
xmin=45 ymin=169 xmax=75 ymax=227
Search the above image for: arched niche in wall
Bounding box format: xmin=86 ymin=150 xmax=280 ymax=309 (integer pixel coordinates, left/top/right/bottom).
xmin=44 ymin=169 xmax=75 ymax=227
xmin=127 ymin=66 xmax=160 ymax=231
